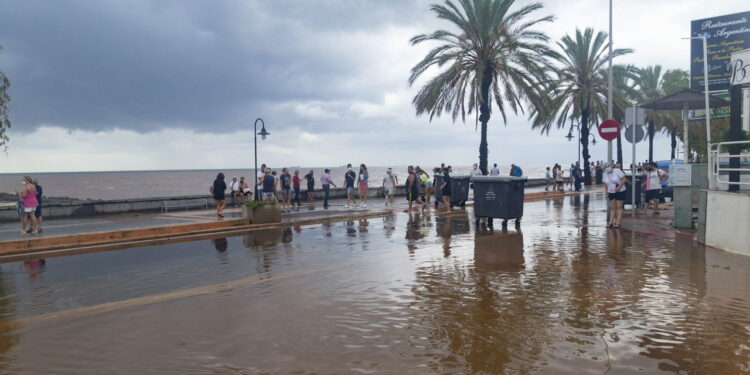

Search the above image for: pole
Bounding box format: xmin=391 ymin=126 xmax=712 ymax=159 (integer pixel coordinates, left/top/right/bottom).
xmin=254 ymin=118 xmax=263 ymax=201
xmin=743 ymin=88 xmax=750 ymax=132
xmin=578 ymin=126 xmax=581 ymax=165
xmin=702 ymin=36 xmax=711 ymax=145
xmin=683 ymin=103 xmax=689 ymax=164
xmin=607 ymin=0 xmax=614 ymax=164
xmin=729 ymin=84 xmax=743 ymax=192
xmin=632 ymin=105 xmax=637 ymax=216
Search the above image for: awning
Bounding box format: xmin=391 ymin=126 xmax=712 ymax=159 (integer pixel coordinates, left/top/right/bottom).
xmin=641 ymin=88 xmax=729 ymax=110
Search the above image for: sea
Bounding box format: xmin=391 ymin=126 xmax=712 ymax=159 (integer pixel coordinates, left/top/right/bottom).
xmin=0 ymin=165 xmax=548 ymax=201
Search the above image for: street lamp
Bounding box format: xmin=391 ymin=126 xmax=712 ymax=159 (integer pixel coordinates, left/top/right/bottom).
xmin=254 ymin=118 xmax=270 ymax=201
xmin=566 ymin=121 xmax=597 ymax=165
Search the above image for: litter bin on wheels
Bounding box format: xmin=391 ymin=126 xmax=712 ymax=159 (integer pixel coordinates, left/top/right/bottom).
xmin=450 ymin=175 xmax=471 ymax=207
xmin=624 ymin=174 xmax=645 ymax=208
xmin=471 ymin=176 xmax=527 ymax=228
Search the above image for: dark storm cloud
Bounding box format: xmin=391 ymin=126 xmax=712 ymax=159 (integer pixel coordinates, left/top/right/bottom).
xmin=0 ymin=0 xmax=434 ymax=133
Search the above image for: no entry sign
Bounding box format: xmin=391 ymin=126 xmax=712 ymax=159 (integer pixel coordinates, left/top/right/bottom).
xmin=598 ymin=120 xmax=621 ymax=141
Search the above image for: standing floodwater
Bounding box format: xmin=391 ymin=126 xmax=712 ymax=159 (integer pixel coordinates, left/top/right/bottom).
xmin=0 ymin=194 xmax=749 ymax=374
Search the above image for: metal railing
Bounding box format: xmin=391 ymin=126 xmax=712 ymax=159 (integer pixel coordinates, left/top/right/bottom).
xmin=708 ymin=140 xmax=750 ymax=190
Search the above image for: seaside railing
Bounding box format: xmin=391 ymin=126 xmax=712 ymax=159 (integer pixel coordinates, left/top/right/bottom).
xmin=708 ymin=140 xmax=750 ymax=190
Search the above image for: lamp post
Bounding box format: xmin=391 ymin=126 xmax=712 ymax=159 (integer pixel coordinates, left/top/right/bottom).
xmin=566 ymin=121 xmax=597 ymax=165
xmin=254 ymin=118 xmax=270 ymax=201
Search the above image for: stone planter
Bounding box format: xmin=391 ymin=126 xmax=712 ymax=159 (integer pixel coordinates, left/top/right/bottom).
xmin=242 ymin=204 xmax=282 ymax=224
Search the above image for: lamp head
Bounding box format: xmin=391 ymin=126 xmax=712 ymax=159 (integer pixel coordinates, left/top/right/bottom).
xmin=258 ymin=126 xmax=270 ymax=140
xmin=565 ymin=132 xmax=574 ymax=141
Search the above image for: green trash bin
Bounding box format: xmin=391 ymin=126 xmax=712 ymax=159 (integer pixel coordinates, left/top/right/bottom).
xmin=471 ymin=176 xmax=527 ymax=227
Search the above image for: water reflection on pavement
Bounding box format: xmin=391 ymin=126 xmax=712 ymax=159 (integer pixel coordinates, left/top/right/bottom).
xmin=0 ymin=193 xmax=748 ymax=374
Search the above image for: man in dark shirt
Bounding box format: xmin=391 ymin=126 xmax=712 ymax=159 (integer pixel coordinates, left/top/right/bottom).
xmin=304 ymin=170 xmax=315 ymax=202
xmin=344 ymin=163 xmax=356 ymax=208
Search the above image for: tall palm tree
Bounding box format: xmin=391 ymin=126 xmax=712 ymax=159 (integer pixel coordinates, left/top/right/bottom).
xmin=409 ymin=0 xmax=557 ymax=174
xmin=612 ymin=64 xmax=638 ymax=165
xmin=0 ymin=45 xmax=10 ymax=151
xmin=531 ymin=28 xmax=632 ymax=185
xmin=659 ymin=69 xmax=689 ymax=160
xmin=632 ymin=65 xmax=669 ymax=163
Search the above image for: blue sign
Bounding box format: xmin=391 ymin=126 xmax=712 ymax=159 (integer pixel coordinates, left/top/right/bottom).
xmin=691 ymin=11 xmax=750 ymax=92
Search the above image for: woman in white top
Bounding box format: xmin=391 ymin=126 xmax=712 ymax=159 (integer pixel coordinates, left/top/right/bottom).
xmin=641 ymin=162 xmax=669 ymax=215
xmin=382 ymin=168 xmax=396 ymax=206
xmin=603 ymin=162 xmax=629 ymax=228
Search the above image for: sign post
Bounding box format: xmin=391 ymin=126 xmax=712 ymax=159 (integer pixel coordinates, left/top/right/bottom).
xmin=626 ymin=106 xmax=645 ymax=216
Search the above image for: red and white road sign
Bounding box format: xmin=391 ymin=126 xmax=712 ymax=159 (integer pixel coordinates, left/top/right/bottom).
xmin=598 ymin=120 xmax=621 ymax=141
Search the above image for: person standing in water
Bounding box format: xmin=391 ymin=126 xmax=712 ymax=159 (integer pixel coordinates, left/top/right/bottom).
xmin=382 ymin=168 xmax=396 ymax=206
xmin=603 ymin=163 xmax=628 ymax=228
xmin=321 ymin=169 xmax=336 ymax=208
xmin=292 ymin=170 xmax=301 ymax=207
xmin=210 ymin=173 xmax=227 ymax=219
xmin=440 ymin=168 xmax=452 ymax=211
xmin=260 ymin=169 xmax=276 ymax=202
xmin=305 ymin=170 xmax=315 ymax=202
xmin=358 ymin=164 xmax=369 ymax=208
xmin=33 ymin=178 xmax=43 ymax=232
xmin=279 ymin=168 xmax=292 ymax=210
xmin=17 ymin=176 xmax=40 ymax=234
xmin=405 ymin=166 xmax=420 ymax=211
xmin=344 ymin=164 xmax=357 ymax=208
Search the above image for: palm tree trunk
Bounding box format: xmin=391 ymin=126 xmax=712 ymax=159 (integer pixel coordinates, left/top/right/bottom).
xmin=648 ymin=120 xmax=655 ymax=163
xmin=581 ymin=109 xmax=592 ymax=185
xmin=616 ymin=133 xmax=623 ymax=165
xmin=478 ymin=65 xmax=493 ymax=175
xmin=670 ymin=130 xmax=676 ymax=160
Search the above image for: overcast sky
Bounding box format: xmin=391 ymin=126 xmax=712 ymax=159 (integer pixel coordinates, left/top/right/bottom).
xmin=0 ymin=0 xmax=745 ymax=173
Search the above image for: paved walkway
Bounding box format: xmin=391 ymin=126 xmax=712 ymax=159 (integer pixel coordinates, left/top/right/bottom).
xmin=0 ymin=184 xmax=590 ymax=242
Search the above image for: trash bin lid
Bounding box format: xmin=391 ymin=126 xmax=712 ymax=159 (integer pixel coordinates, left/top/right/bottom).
xmin=470 ymin=176 xmax=528 ymax=182
xmin=451 ymin=175 xmax=471 ymax=180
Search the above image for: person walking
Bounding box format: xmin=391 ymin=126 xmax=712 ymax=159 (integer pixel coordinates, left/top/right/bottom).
xmin=642 ymin=162 xmax=669 ymax=215
xmin=545 ymin=167 xmax=552 ymax=191
xmin=305 ymin=170 xmax=315 ymax=202
xmin=554 ymin=164 xmax=564 ymax=191
xmin=440 ymin=168 xmax=452 ymax=211
xmin=292 ymin=170 xmax=301 ymax=207
xmin=321 ymin=168 xmax=336 ymax=208
xmin=417 ymin=167 xmax=432 ymax=204
xmin=280 ymin=168 xmax=292 ymax=210
xmin=33 ymin=178 xmax=43 ymax=232
xmin=344 ymin=164 xmax=357 ymax=208
xmin=490 ymin=163 xmax=500 ymax=176
xmin=603 ymin=163 xmax=628 ymax=228
xmin=382 ymin=168 xmax=397 ymax=206
xmin=573 ymin=162 xmax=582 ymax=192
xmin=229 ymin=177 xmax=241 ymax=207
xmin=210 ymin=173 xmax=227 ymax=219
xmin=406 ymin=166 xmax=420 ymax=211
xmin=17 ymin=176 xmax=40 ymax=234
xmin=358 ymin=164 xmax=369 ymax=208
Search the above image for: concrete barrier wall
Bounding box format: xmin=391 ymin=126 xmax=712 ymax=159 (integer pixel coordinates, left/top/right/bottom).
xmin=704 ymin=190 xmax=750 ymax=256
xmin=0 ymin=178 xmax=546 ymax=222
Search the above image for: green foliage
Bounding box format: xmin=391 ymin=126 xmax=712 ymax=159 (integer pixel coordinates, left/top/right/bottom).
xmin=0 ymin=45 xmax=10 ymax=151
xmin=245 ymin=200 xmax=277 ymax=209
xmin=409 ymin=0 xmax=557 ymax=172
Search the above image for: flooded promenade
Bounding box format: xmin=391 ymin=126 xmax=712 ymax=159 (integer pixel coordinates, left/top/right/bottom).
xmin=0 ymin=193 xmax=749 ymax=374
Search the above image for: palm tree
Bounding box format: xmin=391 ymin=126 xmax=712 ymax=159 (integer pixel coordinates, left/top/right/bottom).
xmin=659 ymin=69 xmax=689 ymax=160
xmin=632 ymin=65 xmax=680 ymax=163
xmin=531 ymin=28 xmax=632 ymax=185
xmin=409 ymin=0 xmax=557 ymax=175
xmin=612 ymin=64 xmax=638 ymax=164
xmin=0 ymin=45 xmax=10 ymax=151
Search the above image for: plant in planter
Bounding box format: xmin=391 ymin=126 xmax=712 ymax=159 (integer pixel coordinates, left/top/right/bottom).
xmin=242 ymin=201 xmax=282 ymax=224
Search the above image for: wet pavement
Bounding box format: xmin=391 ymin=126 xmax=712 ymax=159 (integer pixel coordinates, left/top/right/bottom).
xmin=0 ymin=192 xmax=748 ymax=374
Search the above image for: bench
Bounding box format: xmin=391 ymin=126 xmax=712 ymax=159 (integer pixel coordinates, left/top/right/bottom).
xmin=162 ymin=198 xmax=208 ymax=213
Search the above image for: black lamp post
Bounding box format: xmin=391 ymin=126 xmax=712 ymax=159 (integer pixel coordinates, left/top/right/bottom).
xmin=566 ymin=120 xmax=596 ymax=165
xmin=254 ymin=118 xmax=270 ymax=201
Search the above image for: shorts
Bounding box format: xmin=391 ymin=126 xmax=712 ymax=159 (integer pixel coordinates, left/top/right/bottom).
xmin=243 ymin=190 xmax=252 ymax=196
xmin=608 ymin=191 xmax=626 ymax=201
xmin=359 ymin=182 xmax=368 ymax=190
xmin=645 ymin=189 xmax=661 ymax=201
xmin=263 ymin=192 xmax=275 ymax=201
xmin=23 ymin=206 xmax=35 ymax=213
xmin=384 ymin=187 xmax=393 ymax=195
xmin=407 ymin=192 xmax=419 ymax=202
xmin=282 ymin=187 xmax=291 ymax=195
xmin=346 ymin=187 xmax=354 ymax=194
